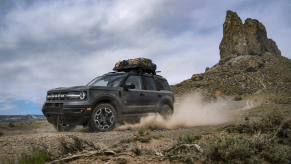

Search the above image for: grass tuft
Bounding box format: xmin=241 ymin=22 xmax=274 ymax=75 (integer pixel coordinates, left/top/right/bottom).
xmin=120 ymin=138 xmax=134 ymax=143
xmin=18 ymin=146 xmax=52 ymax=164
xmin=7 ymin=123 xmax=15 ymax=127
xmin=153 ymin=134 xmax=165 ymax=139
xmin=0 ymin=146 xmax=52 ymax=164
xmin=110 ymin=144 xmax=118 ymax=148
xmin=177 ymin=133 xmax=202 ymax=144
xmin=138 ymin=130 xmax=144 ymax=135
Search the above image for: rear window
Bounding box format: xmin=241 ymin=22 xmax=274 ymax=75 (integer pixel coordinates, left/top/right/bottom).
xmin=159 ymin=80 xmax=170 ymax=91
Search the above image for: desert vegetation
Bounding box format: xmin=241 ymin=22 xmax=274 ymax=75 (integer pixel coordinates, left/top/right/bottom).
xmin=0 ymin=146 xmax=52 ymax=164
xmin=0 ymin=103 xmax=290 ymax=163
xmin=0 ymin=121 xmax=50 ymax=128
xmin=201 ymin=109 xmax=291 ymax=163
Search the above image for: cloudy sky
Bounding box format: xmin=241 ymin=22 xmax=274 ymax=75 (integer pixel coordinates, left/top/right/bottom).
xmin=0 ymin=0 xmax=290 ymax=115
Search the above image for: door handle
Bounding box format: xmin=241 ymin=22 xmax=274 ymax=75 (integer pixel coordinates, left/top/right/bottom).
xmin=158 ymin=94 xmax=162 ymax=97
xmin=139 ymin=93 xmax=145 ymax=96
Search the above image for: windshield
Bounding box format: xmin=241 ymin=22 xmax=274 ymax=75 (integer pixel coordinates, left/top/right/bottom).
xmin=86 ymin=74 xmax=127 ymax=87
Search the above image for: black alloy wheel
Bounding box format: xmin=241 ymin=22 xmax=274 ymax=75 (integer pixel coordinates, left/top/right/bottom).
xmin=53 ymin=124 xmax=76 ymax=132
xmin=160 ymin=104 xmax=173 ymax=120
xmin=89 ymin=103 xmax=117 ymax=132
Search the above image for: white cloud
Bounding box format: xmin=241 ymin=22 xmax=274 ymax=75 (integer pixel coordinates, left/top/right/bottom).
xmin=0 ymin=103 xmax=16 ymax=111
xmin=0 ymin=0 xmax=290 ymax=114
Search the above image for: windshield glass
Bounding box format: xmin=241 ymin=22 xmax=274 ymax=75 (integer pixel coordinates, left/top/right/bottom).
xmin=86 ymin=74 xmax=127 ymax=87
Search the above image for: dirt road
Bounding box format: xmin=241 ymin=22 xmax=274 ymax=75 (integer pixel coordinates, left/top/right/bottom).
xmin=0 ymin=95 xmax=263 ymax=163
xmin=0 ymin=120 xmax=244 ymax=163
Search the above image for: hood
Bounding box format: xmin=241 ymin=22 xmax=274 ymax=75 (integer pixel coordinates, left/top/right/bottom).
xmin=48 ymin=86 xmax=90 ymax=92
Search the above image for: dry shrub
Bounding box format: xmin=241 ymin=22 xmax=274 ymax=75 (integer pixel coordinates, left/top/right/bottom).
xmin=222 ymin=109 xmax=285 ymax=134
xmin=7 ymin=123 xmax=15 ymax=127
xmin=0 ymin=146 xmax=52 ymax=164
xmin=58 ymin=135 xmax=94 ymax=155
xmin=204 ymin=133 xmax=291 ymax=164
xmin=172 ymin=133 xmax=202 ymax=148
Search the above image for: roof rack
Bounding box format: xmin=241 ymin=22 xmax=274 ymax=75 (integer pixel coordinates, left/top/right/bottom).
xmin=114 ymin=67 xmax=156 ymax=75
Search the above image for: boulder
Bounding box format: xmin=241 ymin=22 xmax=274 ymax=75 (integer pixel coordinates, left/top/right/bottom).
xmin=205 ymin=67 xmax=210 ymax=72
xmin=245 ymin=59 xmax=264 ymax=72
xmin=191 ymin=74 xmax=203 ymax=81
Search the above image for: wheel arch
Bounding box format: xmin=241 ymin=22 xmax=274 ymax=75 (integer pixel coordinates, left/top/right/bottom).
xmin=159 ymin=97 xmax=174 ymax=113
xmin=91 ymin=95 xmax=122 ymax=117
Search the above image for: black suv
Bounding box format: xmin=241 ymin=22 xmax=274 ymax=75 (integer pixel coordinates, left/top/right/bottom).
xmin=42 ymin=70 xmax=174 ymax=132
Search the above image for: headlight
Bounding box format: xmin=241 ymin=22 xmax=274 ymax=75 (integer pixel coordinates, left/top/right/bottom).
xmin=67 ymin=92 xmax=81 ymax=98
xmin=80 ymin=92 xmax=86 ymax=100
xmin=67 ymin=92 xmax=87 ymax=100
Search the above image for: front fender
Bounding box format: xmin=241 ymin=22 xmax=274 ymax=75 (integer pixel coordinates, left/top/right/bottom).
xmin=91 ymin=94 xmax=123 ymax=116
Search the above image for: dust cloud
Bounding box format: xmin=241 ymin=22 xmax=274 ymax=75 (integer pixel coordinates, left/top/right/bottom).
xmin=116 ymin=92 xmax=251 ymax=131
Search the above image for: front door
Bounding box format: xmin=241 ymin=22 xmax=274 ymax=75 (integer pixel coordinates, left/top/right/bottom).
xmin=120 ymin=75 xmax=146 ymax=114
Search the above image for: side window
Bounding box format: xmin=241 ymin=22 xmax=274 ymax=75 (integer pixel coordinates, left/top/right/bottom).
xmin=125 ymin=75 xmax=142 ymax=90
xmin=145 ymin=77 xmax=157 ymax=91
xmin=153 ymin=78 xmax=165 ymax=91
xmin=159 ymin=80 xmax=170 ymax=91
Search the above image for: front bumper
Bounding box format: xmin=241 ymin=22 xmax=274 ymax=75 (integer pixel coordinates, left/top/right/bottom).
xmin=42 ymin=106 xmax=92 ymax=125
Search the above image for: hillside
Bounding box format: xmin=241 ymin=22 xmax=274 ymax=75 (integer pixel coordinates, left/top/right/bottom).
xmin=171 ymin=10 xmax=291 ymax=104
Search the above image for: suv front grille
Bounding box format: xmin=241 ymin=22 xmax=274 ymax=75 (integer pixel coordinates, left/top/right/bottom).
xmin=46 ymin=92 xmax=79 ymax=101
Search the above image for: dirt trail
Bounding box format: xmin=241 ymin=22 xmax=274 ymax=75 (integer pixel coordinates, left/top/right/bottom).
xmin=0 ymin=123 xmax=237 ymax=163
xmin=0 ymin=93 xmax=262 ymax=163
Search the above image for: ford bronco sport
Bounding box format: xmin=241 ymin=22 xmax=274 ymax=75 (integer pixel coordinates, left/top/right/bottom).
xmin=42 ymin=70 xmax=174 ymax=132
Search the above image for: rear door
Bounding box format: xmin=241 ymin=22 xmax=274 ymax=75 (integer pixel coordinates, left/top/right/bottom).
xmin=141 ymin=76 xmax=163 ymax=113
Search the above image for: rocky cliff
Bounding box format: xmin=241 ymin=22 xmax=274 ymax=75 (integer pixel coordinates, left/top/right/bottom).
xmin=219 ymin=10 xmax=281 ymax=60
xmin=171 ymin=10 xmax=291 ymax=104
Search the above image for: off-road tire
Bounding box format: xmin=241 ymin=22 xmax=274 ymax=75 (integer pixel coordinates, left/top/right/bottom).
xmin=53 ymin=124 xmax=76 ymax=132
xmin=89 ymin=103 xmax=117 ymax=132
xmin=160 ymin=104 xmax=173 ymax=120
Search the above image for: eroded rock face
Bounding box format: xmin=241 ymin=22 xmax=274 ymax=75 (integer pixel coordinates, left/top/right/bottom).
xmin=219 ymin=10 xmax=281 ymax=60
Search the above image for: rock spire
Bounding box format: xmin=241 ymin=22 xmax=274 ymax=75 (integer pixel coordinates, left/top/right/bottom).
xmin=219 ymin=10 xmax=281 ymax=60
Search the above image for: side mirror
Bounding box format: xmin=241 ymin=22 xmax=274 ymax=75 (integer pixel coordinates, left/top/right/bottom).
xmin=123 ymin=83 xmax=135 ymax=91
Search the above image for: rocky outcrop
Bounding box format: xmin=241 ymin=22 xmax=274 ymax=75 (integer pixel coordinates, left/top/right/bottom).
xmin=171 ymin=10 xmax=291 ymax=104
xmin=219 ymin=10 xmax=281 ymax=60
xmin=191 ymin=74 xmax=204 ymax=81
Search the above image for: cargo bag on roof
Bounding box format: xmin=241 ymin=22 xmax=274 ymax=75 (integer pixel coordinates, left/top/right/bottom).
xmin=113 ymin=58 xmax=157 ymax=74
